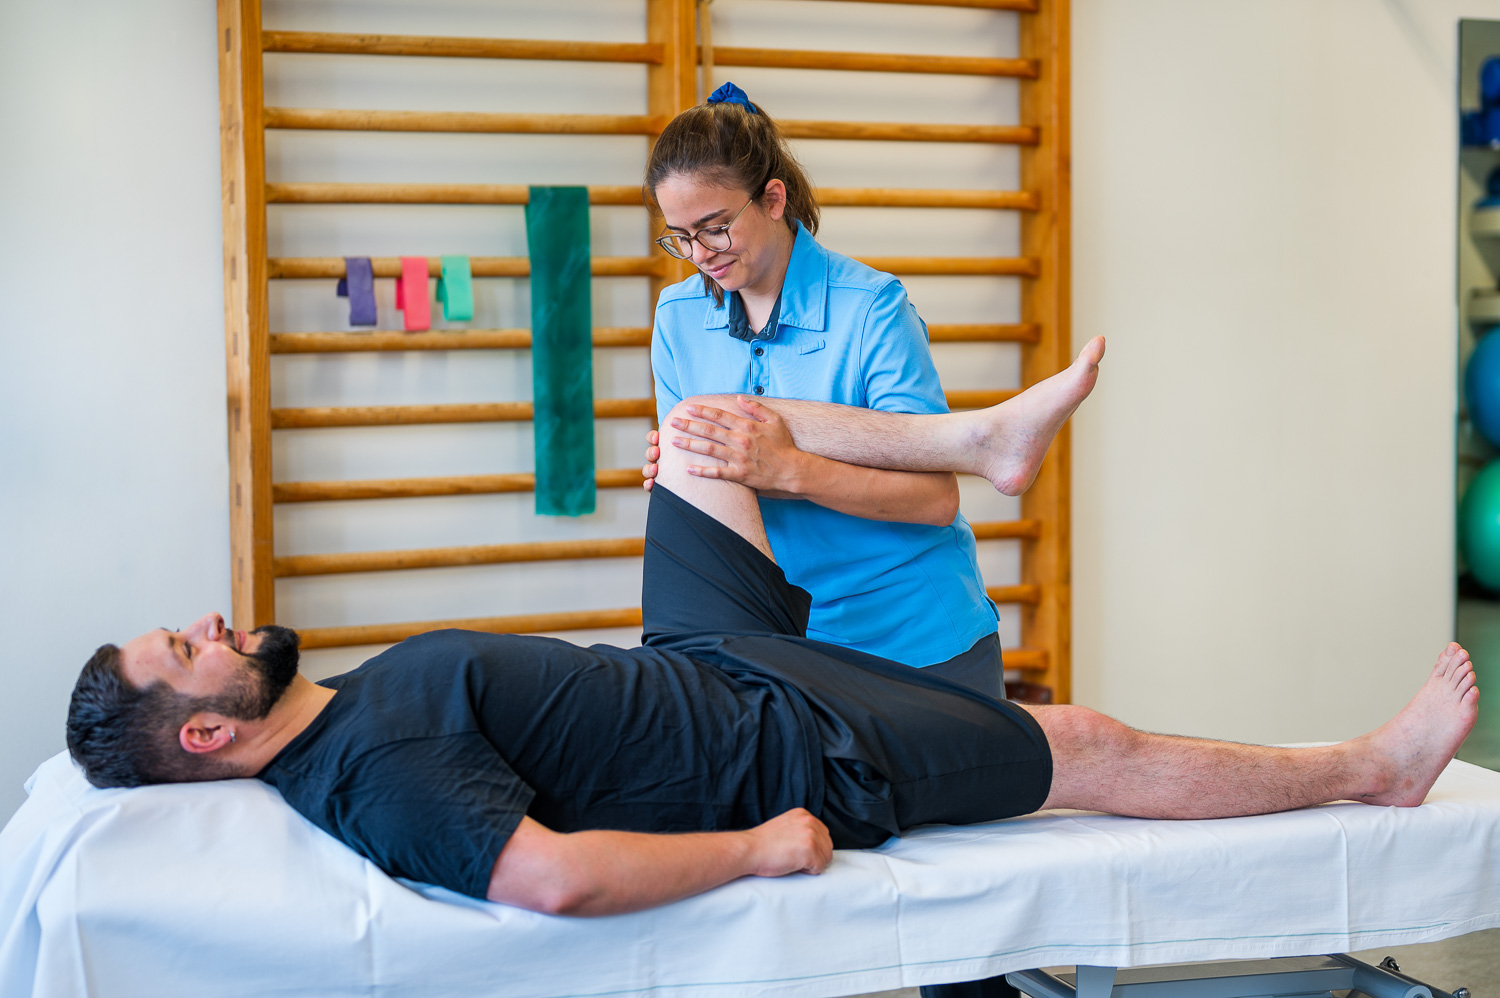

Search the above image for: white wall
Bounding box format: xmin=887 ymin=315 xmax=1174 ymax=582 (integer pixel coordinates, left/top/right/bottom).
xmin=1071 ymin=0 xmax=1499 ymax=741
xmin=0 ymin=2 xmax=230 ymax=823
xmin=1 ymin=0 xmax=1496 ymax=825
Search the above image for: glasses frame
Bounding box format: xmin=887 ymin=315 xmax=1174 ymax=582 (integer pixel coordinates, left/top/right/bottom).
xmin=655 ymin=197 xmax=756 ymax=260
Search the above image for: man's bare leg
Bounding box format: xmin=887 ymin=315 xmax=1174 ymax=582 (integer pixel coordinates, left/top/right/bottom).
xmin=1029 ymin=642 xmax=1478 ymax=817
xmin=653 ymin=416 xmax=776 ymax=561
xmin=665 ymin=336 xmax=1105 ymax=496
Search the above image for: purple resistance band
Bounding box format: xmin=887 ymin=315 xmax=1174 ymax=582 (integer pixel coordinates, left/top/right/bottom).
xmin=335 ymin=257 xmax=377 ymax=326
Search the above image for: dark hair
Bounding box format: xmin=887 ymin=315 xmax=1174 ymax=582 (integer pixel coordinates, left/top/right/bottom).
xmin=66 ymin=643 xmax=237 ymax=788
xmin=644 ymin=96 xmax=820 ymax=305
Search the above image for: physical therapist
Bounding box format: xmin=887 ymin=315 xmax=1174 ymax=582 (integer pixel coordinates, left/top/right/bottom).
xmin=642 ymin=83 xmax=1003 ymax=700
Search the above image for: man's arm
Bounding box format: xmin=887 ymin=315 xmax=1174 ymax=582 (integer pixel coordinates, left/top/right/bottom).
xmin=644 ymin=427 xmax=959 ymax=525
xmin=486 ymin=808 xmax=833 ymax=916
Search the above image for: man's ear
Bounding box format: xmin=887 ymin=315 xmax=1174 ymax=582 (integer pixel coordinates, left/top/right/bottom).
xmin=179 ymin=714 xmax=234 ymax=755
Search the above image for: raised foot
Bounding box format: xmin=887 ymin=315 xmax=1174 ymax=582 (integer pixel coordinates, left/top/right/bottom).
xmin=1355 ymin=642 xmax=1479 ymax=807
xmin=976 ymin=335 xmax=1105 ymax=496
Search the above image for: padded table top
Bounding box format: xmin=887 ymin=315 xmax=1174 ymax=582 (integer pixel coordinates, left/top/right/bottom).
xmin=3 ymin=750 xmax=1499 ymax=998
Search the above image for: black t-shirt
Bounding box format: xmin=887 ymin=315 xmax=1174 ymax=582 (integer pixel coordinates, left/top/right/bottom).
xmin=257 ymin=629 xmax=822 ymax=899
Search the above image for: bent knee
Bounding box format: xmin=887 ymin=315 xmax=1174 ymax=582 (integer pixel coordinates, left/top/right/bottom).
xmin=1030 ymin=704 xmax=1140 ymax=757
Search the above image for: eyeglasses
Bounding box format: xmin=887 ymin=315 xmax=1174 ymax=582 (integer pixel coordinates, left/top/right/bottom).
xmin=655 ymin=198 xmax=755 ymax=260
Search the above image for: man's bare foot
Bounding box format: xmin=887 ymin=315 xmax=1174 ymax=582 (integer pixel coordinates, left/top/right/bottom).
xmin=970 ymin=336 xmax=1105 ymax=496
xmin=1352 ymin=643 xmax=1479 ymax=807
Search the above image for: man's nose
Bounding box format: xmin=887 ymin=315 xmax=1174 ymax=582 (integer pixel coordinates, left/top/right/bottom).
xmin=186 ymin=613 xmax=225 ymax=641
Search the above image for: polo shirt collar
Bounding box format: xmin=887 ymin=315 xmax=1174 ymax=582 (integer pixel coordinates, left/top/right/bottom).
xmin=726 ymin=288 xmax=782 ymax=342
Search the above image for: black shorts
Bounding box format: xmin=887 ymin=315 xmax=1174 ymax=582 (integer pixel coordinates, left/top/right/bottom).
xmin=641 ymin=486 xmax=1053 ymax=848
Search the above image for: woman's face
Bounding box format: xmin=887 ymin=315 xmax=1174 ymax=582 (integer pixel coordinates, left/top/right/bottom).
xmin=654 ymin=173 xmax=791 ymax=297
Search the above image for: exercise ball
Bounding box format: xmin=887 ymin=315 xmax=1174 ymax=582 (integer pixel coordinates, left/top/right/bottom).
xmin=1461 ymin=460 xmax=1500 ymax=591
xmin=1467 ymin=332 xmax=1500 ymax=448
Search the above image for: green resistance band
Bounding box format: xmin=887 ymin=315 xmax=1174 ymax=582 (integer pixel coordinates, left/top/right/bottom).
xmin=525 ymin=186 xmax=595 ymax=516
xmin=436 ymin=255 xmax=473 ymax=322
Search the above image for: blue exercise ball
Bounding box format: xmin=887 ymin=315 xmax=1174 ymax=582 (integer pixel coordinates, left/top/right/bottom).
xmin=1467 ymin=332 xmax=1500 ymax=448
xmin=1461 ymin=460 xmax=1500 ymax=591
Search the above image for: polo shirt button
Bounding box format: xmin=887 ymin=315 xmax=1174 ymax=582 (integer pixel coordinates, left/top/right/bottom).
xmin=754 ymin=347 xmax=764 ymax=356
xmin=753 ymin=386 xmax=765 ymax=395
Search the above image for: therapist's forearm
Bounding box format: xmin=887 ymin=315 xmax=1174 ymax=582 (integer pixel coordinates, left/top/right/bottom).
xmin=768 ymin=455 xmax=959 ymax=526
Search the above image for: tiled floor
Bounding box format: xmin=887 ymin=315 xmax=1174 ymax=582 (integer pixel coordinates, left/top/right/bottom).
xmin=849 ymin=928 xmax=1500 ymax=998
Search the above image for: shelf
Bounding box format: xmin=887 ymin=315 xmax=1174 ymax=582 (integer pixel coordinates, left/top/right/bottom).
xmin=1475 ymin=203 xmax=1500 ymax=238
xmin=1471 ymin=289 xmax=1500 ymax=327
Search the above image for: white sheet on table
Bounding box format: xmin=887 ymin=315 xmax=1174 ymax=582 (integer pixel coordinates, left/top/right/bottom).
xmin=3 ymin=750 xmax=1499 ymax=998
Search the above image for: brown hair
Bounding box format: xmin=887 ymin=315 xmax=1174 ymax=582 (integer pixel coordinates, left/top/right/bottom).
xmin=644 ymin=95 xmax=820 ymax=304
xmin=67 ymin=643 xmax=237 ymax=787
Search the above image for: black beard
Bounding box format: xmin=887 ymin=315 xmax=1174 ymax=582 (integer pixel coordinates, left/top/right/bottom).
xmin=215 ymin=624 xmax=301 ymax=720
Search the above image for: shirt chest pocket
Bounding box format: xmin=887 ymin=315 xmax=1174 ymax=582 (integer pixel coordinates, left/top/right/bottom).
xmin=797 ymin=338 xmax=826 ymax=356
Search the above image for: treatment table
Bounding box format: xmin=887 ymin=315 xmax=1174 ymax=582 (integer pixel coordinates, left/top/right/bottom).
xmin=2 ymin=750 xmax=1498 ymax=998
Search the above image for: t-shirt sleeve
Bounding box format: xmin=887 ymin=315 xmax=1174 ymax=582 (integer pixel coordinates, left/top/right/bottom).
xmin=857 ymin=280 xmax=949 ymax=416
xmin=652 ymin=302 xmax=686 ymax=425
xmin=325 ymin=733 xmax=535 ymax=899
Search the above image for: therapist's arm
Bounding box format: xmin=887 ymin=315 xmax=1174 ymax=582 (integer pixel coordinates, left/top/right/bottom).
xmin=486 ymin=809 xmax=833 ymax=916
xmin=651 ymin=405 xmax=960 ymax=527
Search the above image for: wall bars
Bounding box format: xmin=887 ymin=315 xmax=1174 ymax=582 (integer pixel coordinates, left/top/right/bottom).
xmin=218 ymin=0 xmax=1073 ymax=699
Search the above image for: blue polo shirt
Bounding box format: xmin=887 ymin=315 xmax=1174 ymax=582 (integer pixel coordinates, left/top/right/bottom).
xmin=651 ymin=222 xmax=997 ymax=667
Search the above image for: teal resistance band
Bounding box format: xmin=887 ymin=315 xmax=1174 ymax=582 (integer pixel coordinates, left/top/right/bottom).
xmin=525 ymin=186 xmax=595 ymax=516
xmin=436 ymin=255 xmax=473 ymax=322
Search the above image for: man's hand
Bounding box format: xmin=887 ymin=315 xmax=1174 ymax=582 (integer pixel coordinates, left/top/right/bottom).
xmin=744 ymin=807 xmax=833 ymax=877
xmin=667 ymin=398 xmax=812 ymax=496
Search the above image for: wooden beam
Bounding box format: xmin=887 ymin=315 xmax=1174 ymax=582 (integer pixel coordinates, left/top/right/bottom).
xmin=269 ymin=328 xmax=652 ymax=354
xmin=987 ymin=584 xmax=1042 ymax=605
xmin=818 ymin=188 xmax=1038 ymax=209
xmin=711 ymin=46 xmax=1036 ymax=78
xmin=857 ymin=256 xmax=1038 ymax=276
xmin=271 ymin=398 xmax=655 ymax=430
xmin=263 ymin=182 xmax=1038 ymax=211
xmin=806 ymin=0 xmax=1037 ymax=8
xmin=946 ymin=389 xmax=1018 ymax=410
xmin=266 ymin=256 xmax=663 ymax=279
xmin=264 ymin=107 xmax=667 ymax=135
xmin=272 ymin=468 xmax=645 ymax=503
xmin=1018 ymin=0 xmax=1073 ymax=702
xmin=927 ymin=323 xmax=1040 ymax=343
xmin=970 ymin=519 xmax=1042 ymax=540
xmin=265 ymin=183 xmax=644 ymax=205
xmin=218 ymin=0 xmax=275 ymax=629
xmin=1001 ymin=648 xmax=1047 ymax=672
xmin=275 ymin=537 xmax=646 ymax=578
xmin=779 ymin=120 xmax=1038 ymax=144
xmin=261 ymin=31 xmax=664 ymax=64
xmin=296 ymin=609 xmax=645 ymax=650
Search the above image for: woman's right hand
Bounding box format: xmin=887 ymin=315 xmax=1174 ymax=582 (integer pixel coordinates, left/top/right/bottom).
xmin=642 ymin=430 xmax=660 ymax=491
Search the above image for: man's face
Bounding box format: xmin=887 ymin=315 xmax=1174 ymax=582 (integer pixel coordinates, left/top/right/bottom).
xmin=119 ymin=613 xmax=301 ymax=719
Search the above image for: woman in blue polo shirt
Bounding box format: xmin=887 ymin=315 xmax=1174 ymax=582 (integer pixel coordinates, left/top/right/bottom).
xmin=641 ymin=84 xmax=1003 ymax=698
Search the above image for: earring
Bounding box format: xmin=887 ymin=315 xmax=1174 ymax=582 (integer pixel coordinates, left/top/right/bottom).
xmin=229 ymin=730 xmax=236 ymax=744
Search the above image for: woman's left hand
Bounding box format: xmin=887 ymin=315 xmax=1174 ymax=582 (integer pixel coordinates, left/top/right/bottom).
xmin=667 ymin=397 xmax=809 ymax=495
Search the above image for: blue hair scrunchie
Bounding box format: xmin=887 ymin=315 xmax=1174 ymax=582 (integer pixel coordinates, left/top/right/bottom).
xmin=707 ymin=81 xmax=758 ymax=114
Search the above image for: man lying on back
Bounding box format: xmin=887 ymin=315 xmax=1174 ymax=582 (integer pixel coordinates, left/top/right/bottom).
xmin=66 ymin=344 xmax=1479 ymax=915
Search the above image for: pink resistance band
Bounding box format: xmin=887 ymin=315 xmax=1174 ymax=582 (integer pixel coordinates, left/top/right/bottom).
xmin=394 ymin=256 xmax=431 ymax=331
